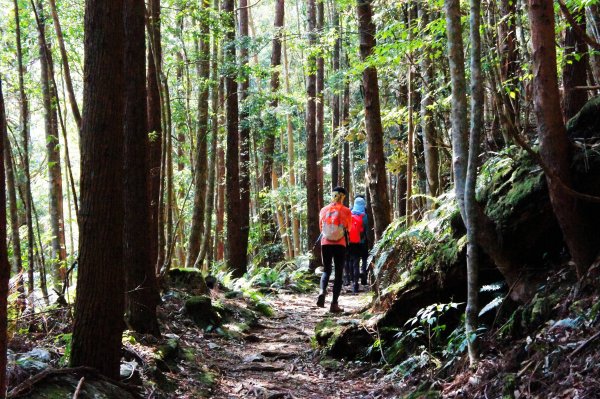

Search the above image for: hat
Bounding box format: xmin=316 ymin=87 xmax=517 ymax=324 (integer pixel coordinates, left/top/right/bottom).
xmin=332 ymin=186 xmax=347 ymax=195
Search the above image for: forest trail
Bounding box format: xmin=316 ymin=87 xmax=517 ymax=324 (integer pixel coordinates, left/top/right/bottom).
xmin=160 ymin=287 xmax=397 ymax=399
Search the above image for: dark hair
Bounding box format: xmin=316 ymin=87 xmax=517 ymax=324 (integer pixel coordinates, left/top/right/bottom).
xmin=355 ymin=194 xmax=365 ymax=199
xmin=332 ymin=186 xmax=347 ymax=195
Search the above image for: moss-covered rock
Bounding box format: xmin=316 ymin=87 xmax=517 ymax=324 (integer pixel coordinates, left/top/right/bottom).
xmin=168 ymin=268 xmax=207 ymax=292
xmin=314 ymin=318 xmax=374 ymax=359
xmin=184 ymin=296 xmax=221 ymax=328
xmin=566 ymin=95 xmax=600 ymax=140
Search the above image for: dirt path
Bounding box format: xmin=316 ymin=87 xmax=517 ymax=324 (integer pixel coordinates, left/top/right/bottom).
xmin=202 ymin=289 xmax=396 ymax=399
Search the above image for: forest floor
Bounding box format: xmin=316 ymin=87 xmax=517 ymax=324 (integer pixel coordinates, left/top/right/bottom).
xmin=152 ymin=284 xmax=401 ymax=399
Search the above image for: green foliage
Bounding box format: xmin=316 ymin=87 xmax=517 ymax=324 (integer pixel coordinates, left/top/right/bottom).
xmin=55 ymin=333 xmax=72 ymax=366
xmin=372 ymin=192 xmax=464 ymax=297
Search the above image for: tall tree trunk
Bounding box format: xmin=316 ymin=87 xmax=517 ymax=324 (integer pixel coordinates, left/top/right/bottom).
xmin=419 ymin=4 xmax=440 ymax=207
xmin=330 ymin=2 xmax=341 ymax=189
xmin=0 ymin=77 xmax=10 ymax=399
xmin=357 ymin=0 xmax=391 ymax=240
xmin=406 ymin=59 xmax=414 ymax=223
xmin=13 ymin=0 xmax=35 ymax=302
xmin=529 ymin=0 xmax=597 ymax=277
xmin=186 ymin=0 xmax=211 ymax=269
xmin=562 ymin=5 xmax=588 ymax=122
xmin=224 ymin=0 xmax=245 ymax=276
xmin=316 ymin=0 xmax=325 ymax=209
xmin=70 ymin=0 xmax=125 ymax=379
xmin=215 ymin=73 xmax=226 ymax=262
xmin=498 ymin=0 xmax=519 ymax=141
xmin=3 ymin=137 xmax=25 ymax=311
xmin=36 ymin=1 xmax=67 ymax=295
xmin=342 ymin=82 xmax=350 ymax=204
xmin=306 ymin=0 xmax=321 ymax=269
xmin=260 ymin=0 xmax=285 ymax=253
xmin=238 ymin=0 xmax=251 ymax=274
xmin=196 ymin=0 xmax=221 ymax=271
xmin=147 ymin=0 xmax=163 ymax=272
xmin=48 ymin=0 xmax=81 ymax=128
xmin=283 ymin=38 xmax=301 ymax=256
xmin=124 ymin=0 xmax=161 ymax=336
xmin=465 ymin=0 xmax=483 ymax=366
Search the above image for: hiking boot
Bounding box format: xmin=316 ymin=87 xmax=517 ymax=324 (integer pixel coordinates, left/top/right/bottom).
xmin=353 ymin=284 xmax=359 ymax=294
xmin=329 ymin=303 xmax=344 ymax=313
xmin=316 ymin=293 xmax=326 ymax=308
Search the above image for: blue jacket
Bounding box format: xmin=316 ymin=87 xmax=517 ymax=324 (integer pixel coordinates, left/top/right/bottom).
xmin=351 ymin=197 xmax=369 ymax=245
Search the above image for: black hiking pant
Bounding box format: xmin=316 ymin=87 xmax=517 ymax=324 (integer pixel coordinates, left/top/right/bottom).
xmin=320 ymin=244 xmax=345 ymax=304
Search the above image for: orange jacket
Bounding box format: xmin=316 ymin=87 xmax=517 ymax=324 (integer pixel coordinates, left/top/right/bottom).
xmin=319 ymin=202 xmax=352 ymax=246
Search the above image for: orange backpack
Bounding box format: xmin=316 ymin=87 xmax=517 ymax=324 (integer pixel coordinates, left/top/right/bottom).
xmin=349 ymin=213 xmax=364 ymax=243
xmin=321 ymin=204 xmax=345 ymax=241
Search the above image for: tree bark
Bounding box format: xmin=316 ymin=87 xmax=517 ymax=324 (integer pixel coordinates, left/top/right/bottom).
xmin=283 ymin=38 xmax=301 ymax=256
xmin=36 ymin=1 xmax=68 ymax=294
xmin=419 ymin=4 xmax=440 ymax=207
xmin=70 ymin=0 xmax=125 ymax=379
xmin=238 ymin=0 xmax=251 ymax=274
xmin=466 ymin=0 xmax=484 ymax=366
xmin=0 ymin=77 xmax=10 ymax=399
xmin=224 ymin=0 xmax=245 ymax=276
xmin=306 ymin=0 xmax=321 ymax=269
xmin=498 ymin=0 xmax=519 ymax=141
xmin=357 ymin=0 xmax=391 ymax=240
xmin=316 ymin=0 xmax=325 ymax=209
xmin=186 ymin=0 xmax=211 ymax=269
xmin=529 ymin=0 xmax=597 ymax=277
xmin=196 ymin=0 xmax=221 ymax=271
xmin=260 ymin=0 xmax=285 ymax=252
xmin=331 ymin=1 xmax=341 ymax=189
xmin=13 ymin=0 xmax=35 ymax=302
xmin=123 ymin=0 xmax=161 ymax=336
xmin=147 ymin=0 xmax=163 ymax=272
xmin=3 ymin=136 xmax=25 ymax=311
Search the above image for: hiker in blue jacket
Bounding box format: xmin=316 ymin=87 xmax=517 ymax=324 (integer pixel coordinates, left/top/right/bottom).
xmin=346 ymin=195 xmax=369 ymax=293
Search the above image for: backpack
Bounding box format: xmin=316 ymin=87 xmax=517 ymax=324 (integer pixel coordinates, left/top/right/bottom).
xmin=349 ymin=213 xmax=364 ymax=244
xmin=321 ymin=204 xmax=345 ymax=241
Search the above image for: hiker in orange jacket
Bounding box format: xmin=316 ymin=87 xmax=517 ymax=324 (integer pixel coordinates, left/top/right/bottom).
xmin=316 ymin=186 xmax=352 ymax=313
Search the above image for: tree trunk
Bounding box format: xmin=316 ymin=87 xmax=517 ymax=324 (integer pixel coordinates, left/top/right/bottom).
xmin=357 ymin=0 xmax=391 ymax=240
xmin=70 ymin=0 xmax=125 ymax=379
xmin=330 ymin=2 xmax=341 ymax=190
xmin=3 ymin=136 xmax=25 ymax=311
xmin=316 ymin=0 xmax=325 ymax=209
xmin=260 ymin=0 xmax=285 ymax=252
xmin=498 ymin=0 xmax=519 ymax=141
xmin=123 ymin=0 xmax=161 ymax=337
xmin=306 ymin=0 xmax=321 ymax=270
xmin=196 ymin=0 xmax=221 ymax=271
xmin=13 ymin=0 xmax=35 ymax=303
xmin=342 ymin=83 xmax=350 ymax=204
xmin=216 ymin=72 xmax=226 ymax=262
xmin=0 ymin=77 xmax=10 ymax=399
xmin=419 ymin=4 xmax=440 ymax=207
xmin=147 ymin=0 xmax=163 ymax=272
xmin=529 ymin=0 xmax=597 ymax=277
xmin=36 ymin=1 xmax=68 ymax=294
xmin=562 ymin=5 xmax=588 ymax=122
xmin=465 ymin=0 xmax=484 ymax=366
xmin=224 ymin=0 xmax=245 ymax=276
xmin=238 ymin=0 xmax=251 ymax=274
xmin=48 ymin=0 xmax=81 ymax=128
xmin=186 ymin=0 xmax=211 ymax=269
xmin=283 ymin=39 xmax=301 ymax=256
